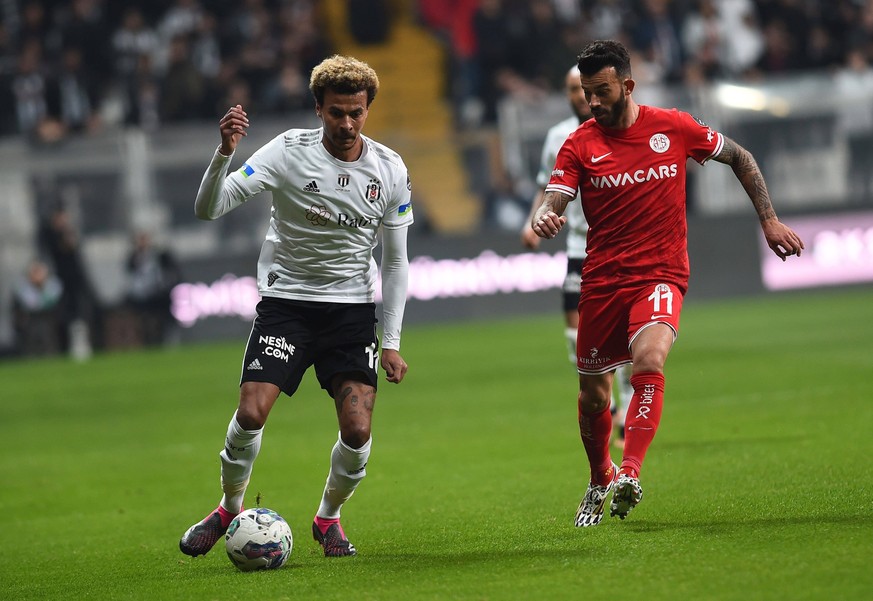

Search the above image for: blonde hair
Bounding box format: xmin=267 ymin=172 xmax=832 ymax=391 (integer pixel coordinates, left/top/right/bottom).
xmin=309 ymin=55 xmax=379 ymax=106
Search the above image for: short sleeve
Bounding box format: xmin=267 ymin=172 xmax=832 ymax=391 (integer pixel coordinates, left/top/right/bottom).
xmin=225 ymin=134 xmax=286 ymax=196
xmin=382 ymin=168 xmax=414 ymax=229
xmin=677 ymin=111 xmax=724 ymax=165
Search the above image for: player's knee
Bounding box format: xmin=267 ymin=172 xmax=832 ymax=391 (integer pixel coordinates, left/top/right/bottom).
xmin=236 ymin=394 xmax=270 ymax=430
xmin=578 ymin=386 xmax=610 ymax=413
xmin=235 ymin=406 xmax=267 ymax=430
xmin=340 ymin=424 xmax=371 ymax=449
xmin=632 ymin=353 xmax=666 ymax=374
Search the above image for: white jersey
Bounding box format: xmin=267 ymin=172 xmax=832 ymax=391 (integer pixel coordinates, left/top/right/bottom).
xmin=201 ymin=128 xmax=414 ymax=303
xmin=536 ymin=116 xmax=588 ymax=259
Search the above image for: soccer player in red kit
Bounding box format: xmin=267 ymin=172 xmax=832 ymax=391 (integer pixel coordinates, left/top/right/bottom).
xmin=532 ymin=40 xmax=804 ymax=526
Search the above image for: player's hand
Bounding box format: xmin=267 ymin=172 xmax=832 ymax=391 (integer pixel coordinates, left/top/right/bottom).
xmin=761 ymin=218 xmax=804 ymax=261
xmin=532 ymin=211 xmax=566 ymax=239
xmin=520 ymin=226 xmax=541 ymax=250
xmin=218 ymin=104 xmax=248 ymax=156
xmin=380 ymin=349 xmax=408 ymax=384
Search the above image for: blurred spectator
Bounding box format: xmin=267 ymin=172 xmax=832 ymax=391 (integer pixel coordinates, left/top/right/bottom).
xmin=157 ymin=0 xmax=204 ymax=50
xmin=45 ymin=45 xmax=102 ymax=135
xmin=473 ymin=0 xmax=555 ymax=125
xmin=718 ymin=0 xmax=764 ymax=78
xmin=630 ymin=0 xmax=684 ymax=83
xmin=754 ymin=18 xmax=804 ymax=74
xmin=835 ymin=48 xmax=873 ymax=133
xmin=191 ymin=10 xmax=222 ymax=80
xmin=54 ymin=0 xmax=110 ymax=82
xmin=13 ymin=259 xmax=64 ymax=357
xmin=159 ymin=35 xmax=206 ymax=122
xmin=9 ymin=38 xmax=50 ymax=140
xmin=261 ymin=55 xmax=310 ymax=112
xmin=125 ymin=231 xmax=182 ymax=347
xmin=112 ymin=7 xmax=159 ymax=78
xmin=681 ymin=0 xmax=725 ymax=81
xmin=804 ymin=23 xmax=841 ymax=71
xmin=38 ymin=201 xmax=97 ymax=360
xmin=16 ymin=1 xmax=57 ymax=53
xmin=111 ymin=8 xmax=161 ymax=127
xmin=583 ymin=0 xmax=628 ymax=40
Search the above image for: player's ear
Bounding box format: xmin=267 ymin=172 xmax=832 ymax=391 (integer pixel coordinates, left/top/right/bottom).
xmin=623 ymin=78 xmax=635 ymax=95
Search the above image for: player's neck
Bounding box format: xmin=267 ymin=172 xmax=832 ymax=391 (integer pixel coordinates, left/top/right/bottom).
xmin=322 ymin=136 xmax=364 ymax=162
xmin=616 ymin=100 xmax=641 ymax=130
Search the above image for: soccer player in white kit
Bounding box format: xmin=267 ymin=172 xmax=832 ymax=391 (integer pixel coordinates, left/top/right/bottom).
xmin=521 ymin=66 xmax=632 ymax=449
xmin=179 ymin=55 xmax=413 ymax=558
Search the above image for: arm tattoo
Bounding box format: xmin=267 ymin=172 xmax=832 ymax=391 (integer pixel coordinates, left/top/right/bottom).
xmin=532 ymin=191 xmax=572 ymax=225
xmin=714 ymin=137 xmax=776 ymax=222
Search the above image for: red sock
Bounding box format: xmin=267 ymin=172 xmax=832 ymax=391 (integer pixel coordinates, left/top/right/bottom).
xmin=217 ymin=505 xmax=239 ymax=528
xmin=578 ymin=404 xmax=614 ymax=486
xmin=621 ymin=372 xmax=665 ymax=478
xmin=314 ymin=516 xmax=344 ymax=536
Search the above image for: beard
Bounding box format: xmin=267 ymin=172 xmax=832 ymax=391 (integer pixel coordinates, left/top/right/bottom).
xmin=592 ymin=92 xmax=627 ymax=128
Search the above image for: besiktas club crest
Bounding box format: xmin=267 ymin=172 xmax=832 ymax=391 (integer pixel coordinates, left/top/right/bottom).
xmin=365 ymin=179 xmax=382 ymax=203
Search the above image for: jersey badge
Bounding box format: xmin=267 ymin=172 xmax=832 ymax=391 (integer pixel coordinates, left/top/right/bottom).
xmin=366 ymin=178 xmax=382 ymax=203
xmin=398 ymin=202 xmax=412 ymax=216
xmin=649 ymin=133 xmax=670 ymax=153
xmin=337 ymin=174 xmax=350 ymax=188
xmin=406 ymin=174 xmax=412 ymax=191
xmin=239 ymin=163 xmax=255 ymax=178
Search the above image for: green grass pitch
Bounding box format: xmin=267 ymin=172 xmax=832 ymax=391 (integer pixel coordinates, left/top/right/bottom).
xmin=1 ymin=286 xmax=871 ymax=600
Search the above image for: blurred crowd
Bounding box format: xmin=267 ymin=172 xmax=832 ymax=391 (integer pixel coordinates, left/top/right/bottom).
xmin=420 ymin=0 xmax=873 ymax=126
xmin=11 ymin=201 xmax=182 ymax=358
xmin=1 ymin=0 xmax=872 ymax=142
xmin=0 ymin=0 xmax=332 ymax=143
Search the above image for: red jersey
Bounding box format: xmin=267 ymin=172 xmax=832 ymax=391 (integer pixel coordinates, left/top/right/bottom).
xmin=546 ymin=105 xmax=724 ymax=293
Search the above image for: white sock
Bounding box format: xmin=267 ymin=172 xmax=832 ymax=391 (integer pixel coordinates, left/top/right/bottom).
xmin=614 ymin=364 xmax=633 ymax=413
xmin=316 ymin=433 xmax=371 ymax=520
xmin=219 ymin=412 xmax=263 ymax=514
xmin=565 ymin=327 xmax=577 ymax=363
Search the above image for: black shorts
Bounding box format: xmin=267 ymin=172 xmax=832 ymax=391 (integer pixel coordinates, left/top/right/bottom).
xmin=562 ymin=258 xmax=584 ymax=312
xmin=240 ymin=297 xmax=379 ymax=397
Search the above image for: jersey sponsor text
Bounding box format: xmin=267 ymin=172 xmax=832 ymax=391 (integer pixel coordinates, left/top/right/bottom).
xmin=589 ymin=163 xmax=678 ymax=189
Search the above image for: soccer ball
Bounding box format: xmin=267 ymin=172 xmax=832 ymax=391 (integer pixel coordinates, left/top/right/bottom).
xmin=224 ymin=508 xmax=293 ymax=571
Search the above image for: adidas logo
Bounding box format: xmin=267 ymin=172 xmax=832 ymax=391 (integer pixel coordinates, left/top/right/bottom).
xmin=303 ymin=180 xmax=320 ymax=193
xmin=247 ymin=358 xmax=264 ymax=371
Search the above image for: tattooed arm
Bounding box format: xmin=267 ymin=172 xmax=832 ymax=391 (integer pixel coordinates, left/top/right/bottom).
xmin=531 ymin=190 xmax=573 ymax=240
xmin=713 ymin=137 xmax=805 ymax=260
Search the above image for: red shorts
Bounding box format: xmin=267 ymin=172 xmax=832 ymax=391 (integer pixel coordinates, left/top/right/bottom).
xmin=576 ymin=282 xmax=684 ymax=374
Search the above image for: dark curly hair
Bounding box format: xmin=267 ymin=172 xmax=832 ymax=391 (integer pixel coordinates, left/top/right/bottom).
xmin=309 ymin=55 xmax=379 ymax=107
xmin=577 ymin=40 xmax=632 ymax=79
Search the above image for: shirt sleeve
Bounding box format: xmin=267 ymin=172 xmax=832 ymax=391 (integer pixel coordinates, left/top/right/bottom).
xmin=381 ymin=165 xmax=414 ymax=230
xmin=194 ymin=134 xmax=286 ymax=220
xmin=677 ymin=111 xmax=724 ymax=165
xmin=379 ymin=225 xmax=409 ymax=350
